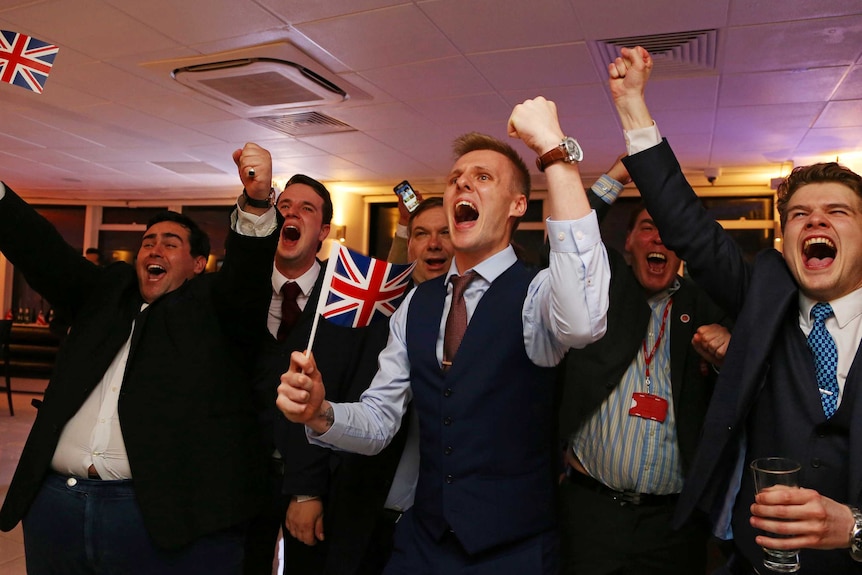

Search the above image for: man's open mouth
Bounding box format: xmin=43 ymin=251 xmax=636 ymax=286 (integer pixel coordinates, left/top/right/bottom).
xmin=147 ymin=264 xmax=166 ymax=278
xmin=454 ymin=201 xmax=478 ymax=224
xmin=424 ymin=256 xmax=447 ymax=267
xmin=803 ymin=237 xmax=836 ymax=266
xmin=646 ymin=252 xmax=667 ymax=273
xmin=282 ymin=225 xmax=301 ymax=242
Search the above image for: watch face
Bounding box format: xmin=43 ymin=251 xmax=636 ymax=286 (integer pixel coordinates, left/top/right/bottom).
xmin=563 ymin=138 xmax=583 ymax=162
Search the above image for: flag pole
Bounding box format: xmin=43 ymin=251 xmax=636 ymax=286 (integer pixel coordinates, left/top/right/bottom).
xmin=304 ymin=242 xmax=341 ymax=356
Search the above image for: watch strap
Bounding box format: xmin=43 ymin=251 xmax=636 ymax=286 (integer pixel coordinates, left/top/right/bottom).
xmin=243 ymin=187 xmax=273 ymax=209
xmin=536 ymin=144 xmax=568 ymax=172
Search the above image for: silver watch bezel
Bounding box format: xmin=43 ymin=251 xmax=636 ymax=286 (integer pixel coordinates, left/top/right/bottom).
xmin=561 ymin=137 xmax=583 ymax=163
xmin=849 ymin=506 xmax=862 ymax=561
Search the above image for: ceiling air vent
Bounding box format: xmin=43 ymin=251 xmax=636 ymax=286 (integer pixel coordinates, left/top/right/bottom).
xmin=250 ymin=112 xmax=356 ymax=137
xmin=594 ymin=29 xmax=718 ymax=76
xmin=172 ymin=58 xmax=347 ymax=114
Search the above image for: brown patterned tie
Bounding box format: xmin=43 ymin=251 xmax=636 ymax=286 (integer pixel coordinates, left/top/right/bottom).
xmin=442 ymin=271 xmax=477 ymax=372
xmin=277 ymin=282 xmax=302 ymax=341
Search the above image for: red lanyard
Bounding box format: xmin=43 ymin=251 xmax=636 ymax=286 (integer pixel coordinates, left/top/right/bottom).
xmin=642 ymin=298 xmax=672 ymax=392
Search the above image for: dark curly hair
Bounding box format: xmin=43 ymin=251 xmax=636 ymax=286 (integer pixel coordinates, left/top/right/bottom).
xmin=776 ymin=162 xmax=862 ymax=230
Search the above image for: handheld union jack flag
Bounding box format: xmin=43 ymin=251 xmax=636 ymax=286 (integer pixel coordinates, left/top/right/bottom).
xmin=306 ymin=243 xmax=414 ymax=351
xmin=0 ymin=30 xmax=59 ymax=94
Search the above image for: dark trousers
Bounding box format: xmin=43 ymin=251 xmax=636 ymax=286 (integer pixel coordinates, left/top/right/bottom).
xmin=23 ymin=473 xmax=245 ymax=575
xmin=243 ymin=463 xmax=327 ymax=575
xmin=558 ymin=475 xmax=708 ymax=575
xmin=349 ymin=508 xmax=401 ymax=575
xmin=384 ymin=508 xmax=559 ymax=575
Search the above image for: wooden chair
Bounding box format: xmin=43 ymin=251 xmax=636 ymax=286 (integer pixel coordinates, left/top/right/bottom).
xmin=0 ymin=320 xmax=13 ymax=415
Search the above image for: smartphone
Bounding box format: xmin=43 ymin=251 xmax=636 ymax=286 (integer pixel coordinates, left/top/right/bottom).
xmin=393 ymin=180 xmax=421 ymax=212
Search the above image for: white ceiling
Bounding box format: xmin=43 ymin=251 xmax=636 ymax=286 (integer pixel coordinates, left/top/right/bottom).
xmin=1 ymin=0 xmax=861 ymax=202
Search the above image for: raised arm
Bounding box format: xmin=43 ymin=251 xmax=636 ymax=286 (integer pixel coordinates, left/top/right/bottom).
xmin=508 ymin=97 xmax=610 ymax=356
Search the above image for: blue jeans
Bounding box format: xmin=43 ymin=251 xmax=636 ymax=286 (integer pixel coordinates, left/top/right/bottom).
xmin=23 ymin=474 xmax=245 ymax=575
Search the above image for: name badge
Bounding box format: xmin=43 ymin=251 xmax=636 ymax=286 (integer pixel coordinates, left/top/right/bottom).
xmin=629 ymin=392 xmax=668 ymax=423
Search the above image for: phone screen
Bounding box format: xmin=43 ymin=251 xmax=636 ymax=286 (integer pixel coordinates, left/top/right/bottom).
xmin=394 ymin=180 xmax=421 ymax=212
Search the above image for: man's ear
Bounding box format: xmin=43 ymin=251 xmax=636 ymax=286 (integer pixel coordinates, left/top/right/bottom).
xmin=511 ymin=194 xmax=527 ymax=218
xmin=318 ymin=224 xmax=331 ymax=243
xmin=193 ymin=255 xmax=207 ymax=275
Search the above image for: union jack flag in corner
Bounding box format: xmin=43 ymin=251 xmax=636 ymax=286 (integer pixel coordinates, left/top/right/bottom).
xmin=317 ymin=243 xmax=414 ymax=329
xmin=0 ymin=30 xmax=59 ymax=94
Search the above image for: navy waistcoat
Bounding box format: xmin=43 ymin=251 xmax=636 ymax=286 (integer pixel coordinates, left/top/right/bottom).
xmin=406 ymin=261 xmax=557 ymax=554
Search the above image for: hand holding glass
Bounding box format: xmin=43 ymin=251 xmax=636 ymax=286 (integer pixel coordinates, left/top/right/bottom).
xmin=750 ymin=457 xmax=802 ymax=573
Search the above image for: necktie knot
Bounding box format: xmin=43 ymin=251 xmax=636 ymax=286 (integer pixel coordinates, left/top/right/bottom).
xmin=811 ymin=302 xmax=833 ymax=323
xmin=282 ymin=281 xmax=302 ymax=301
xmin=449 ymin=271 xmax=476 ymax=298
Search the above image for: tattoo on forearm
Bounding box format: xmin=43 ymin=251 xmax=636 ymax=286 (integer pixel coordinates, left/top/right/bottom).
xmin=319 ymin=406 xmax=334 ymax=430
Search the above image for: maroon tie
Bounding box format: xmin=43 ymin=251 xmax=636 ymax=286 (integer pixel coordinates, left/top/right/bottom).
xmin=442 ymin=271 xmax=476 ymax=371
xmin=277 ymin=282 xmax=302 ymax=341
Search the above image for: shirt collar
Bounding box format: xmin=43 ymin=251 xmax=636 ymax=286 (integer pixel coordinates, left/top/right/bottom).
xmin=445 ymin=245 xmax=517 ymax=285
xmin=272 ymin=260 xmax=320 ymax=297
xmin=799 ymin=285 xmax=862 ymax=329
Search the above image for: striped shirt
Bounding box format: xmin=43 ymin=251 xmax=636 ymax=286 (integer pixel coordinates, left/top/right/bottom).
xmin=571 ymin=282 xmax=684 ymax=495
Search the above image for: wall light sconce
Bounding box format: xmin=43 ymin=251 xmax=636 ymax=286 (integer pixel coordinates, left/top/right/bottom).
xmin=333 ymin=225 xmax=346 ymax=243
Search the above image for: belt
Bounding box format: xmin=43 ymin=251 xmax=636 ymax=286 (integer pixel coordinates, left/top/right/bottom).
xmin=565 ymin=469 xmax=679 ymax=506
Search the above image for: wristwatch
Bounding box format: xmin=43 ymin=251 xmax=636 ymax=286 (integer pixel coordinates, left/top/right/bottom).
xmin=849 ymin=506 xmax=862 ymax=561
xmin=242 ymin=187 xmax=274 ymax=209
xmin=536 ymin=137 xmax=583 ymax=172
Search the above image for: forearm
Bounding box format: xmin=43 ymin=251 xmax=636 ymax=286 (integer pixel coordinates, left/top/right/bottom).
xmin=544 ymin=161 xmax=591 ymax=221
xmin=307 ymin=306 xmax=412 ymax=454
xmin=615 ymin=93 xmax=654 ymax=132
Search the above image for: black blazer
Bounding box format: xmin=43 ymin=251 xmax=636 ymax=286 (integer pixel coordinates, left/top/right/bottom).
xmin=0 ymin=187 xmax=278 ymax=549
xmin=253 ymin=266 xmax=388 ymax=497
xmin=622 ymin=141 xmax=862 ymax=527
xmin=253 ymin=265 xmax=408 ymax=575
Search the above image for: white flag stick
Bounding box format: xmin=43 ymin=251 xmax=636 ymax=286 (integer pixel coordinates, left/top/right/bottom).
xmin=304 ymin=242 xmax=342 ymax=356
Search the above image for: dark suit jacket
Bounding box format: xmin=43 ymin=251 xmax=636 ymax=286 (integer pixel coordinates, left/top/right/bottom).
xmin=622 ymin=141 xmax=862 ymax=530
xmin=253 ymin=264 xmax=408 ymax=575
xmin=0 ymin=186 xmax=278 ymax=549
xmin=559 ymin=191 xmax=728 ymax=472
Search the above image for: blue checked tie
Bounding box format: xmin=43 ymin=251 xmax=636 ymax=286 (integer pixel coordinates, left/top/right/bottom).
xmin=807 ymin=302 xmax=839 ymax=418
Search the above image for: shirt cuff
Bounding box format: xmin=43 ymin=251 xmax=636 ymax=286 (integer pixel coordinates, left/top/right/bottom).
xmin=395 ymin=223 xmax=408 ymax=239
xmin=307 ymin=402 xmax=349 ymax=444
xmin=293 ymin=494 xmax=320 ymax=503
xmin=546 ymin=212 xmax=601 ymax=254
xmin=231 ymin=204 xmax=278 ymax=237
xmin=591 ymin=174 xmax=624 ymax=205
xmin=624 ymin=122 xmax=662 ymax=155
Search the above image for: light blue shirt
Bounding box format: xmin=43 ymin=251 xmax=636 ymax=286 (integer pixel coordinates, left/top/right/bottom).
xmin=308 ymin=213 xmax=610 ymax=455
xmin=572 ymin=283 xmax=684 ymax=495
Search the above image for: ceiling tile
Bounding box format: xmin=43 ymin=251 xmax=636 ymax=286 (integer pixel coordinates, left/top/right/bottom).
xmin=419 ymin=0 xmax=584 ymax=53
xmin=468 ymin=43 xmax=597 ymax=92
xmin=295 ymin=4 xmax=459 ymax=71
